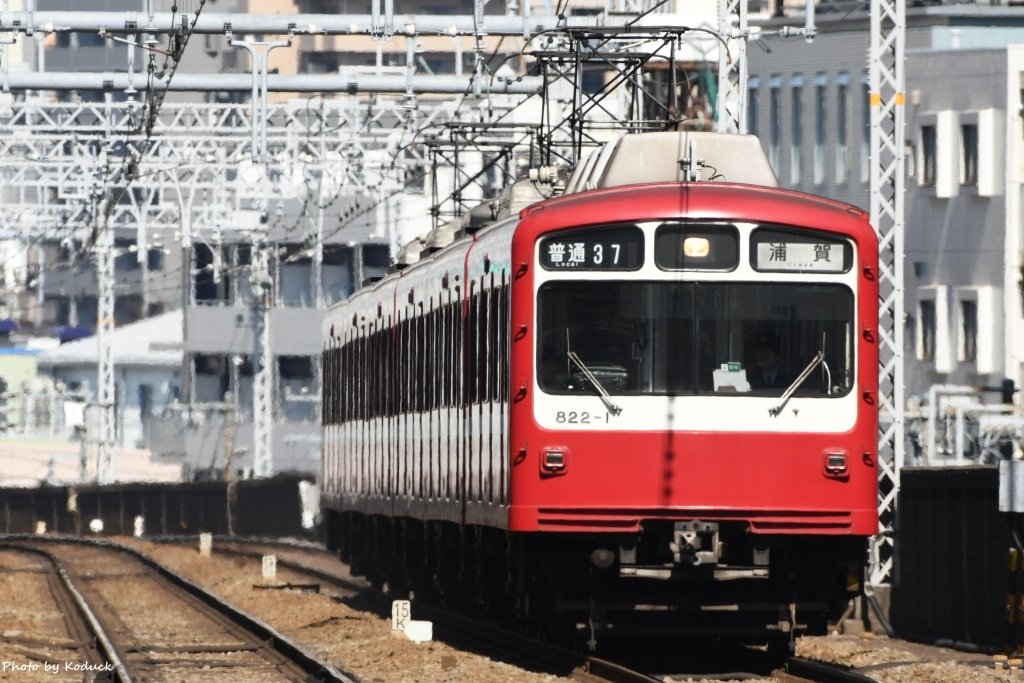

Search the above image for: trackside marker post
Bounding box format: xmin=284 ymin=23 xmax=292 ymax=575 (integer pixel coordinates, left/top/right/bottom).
xmin=391 ymin=600 xmax=410 ymax=631
xmin=391 ymin=600 xmax=431 ymax=643
xmin=262 ymin=554 xmax=277 ymax=583
xmin=199 ymin=532 xmax=212 ymax=557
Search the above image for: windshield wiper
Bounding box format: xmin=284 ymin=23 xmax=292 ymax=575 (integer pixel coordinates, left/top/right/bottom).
xmin=769 ymin=350 xmax=824 ymax=417
xmin=567 ymin=351 xmax=623 ymax=416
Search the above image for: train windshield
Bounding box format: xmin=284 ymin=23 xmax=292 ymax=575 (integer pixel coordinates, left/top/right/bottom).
xmin=537 ymin=281 xmax=854 ymax=397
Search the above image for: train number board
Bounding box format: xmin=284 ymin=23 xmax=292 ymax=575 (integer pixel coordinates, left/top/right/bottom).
xmin=539 ymin=225 xmax=644 ymax=271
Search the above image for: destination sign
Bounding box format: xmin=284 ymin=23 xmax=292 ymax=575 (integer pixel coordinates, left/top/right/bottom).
xmin=751 ymin=228 xmax=852 ymax=273
xmin=755 ymin=242 xmax=845 ymax=272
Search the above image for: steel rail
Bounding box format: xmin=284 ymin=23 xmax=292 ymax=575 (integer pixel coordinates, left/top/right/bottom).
xmin=0 ymin=535 xmax=358 ymax=683
xmin=787 ymin=656 xmax=880 ymax=683
xmin=155 ymin=536 xmax=671 ymax=683
xmin=0 ymin=543 xmax=132 ymax=682
xmin=147 ymin=537 xmax=891 ymax=683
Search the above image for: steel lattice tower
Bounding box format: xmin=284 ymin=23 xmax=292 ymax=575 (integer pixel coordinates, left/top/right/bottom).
xmin=716 ymin=0 xmax=748 ymax=134
xmin=868 ymin=0 xmax=906 ymax=586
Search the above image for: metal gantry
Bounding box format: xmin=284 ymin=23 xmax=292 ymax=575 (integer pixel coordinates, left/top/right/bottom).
xmin=716 ymin=0 xmax=748 ymax=133
xmin=868 ymin=0 xmax=906 ymax=587
xmin=0 ymin=93 xmax=515 ymax=480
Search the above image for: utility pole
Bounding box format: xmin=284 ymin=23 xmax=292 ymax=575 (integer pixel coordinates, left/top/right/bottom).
xmin=231 ymin=36 xmax=292 ymax=163
xmin=95 ymin=89 xmax=117 ymax=485
xmin=231 ymin=34 xmax=289 ymax=478
xmin=250 ymin=244 xmax=274 ymax=478
xmin=95 ymin=213 xmax=116 ymax=484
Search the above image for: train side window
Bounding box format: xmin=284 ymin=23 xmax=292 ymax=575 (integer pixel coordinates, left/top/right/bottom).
xmin=330 ymin=346 xmax=338 ymax=424
xmin=339 ymin=340 xmax=345 ymax=423
xmin=428 ymin=299 xmax=438 ymax=410
xmin=479 ymin=283 xmax=489 ymax=403
xmin=465 ymin=284 xmax=477 ymax=404
xmin=344 ymin=336 xmax=351 ymax=422
xmin=355 ymin=334 xmax=360 ymax=421
xmin=394 ymin=315 xmax=403 ymax=416
xmin=321 ymin=348 xmax=329 ymax=423
xmin=488 ymin=277 xmax=500 ymax=403
xmin=368 ymin=327 xmax=376 ymax=419
xmin=501 ymin=279 xmax=509 ymax=403
xmin=338 ymin=344 xmax=343 ymax=422
xmin=458 ymin=296 xmax=468 ymax=407
xmin=443 ymin=298 xmax=452 ymax=408
xmin=425 ymin=301 xmax=434 ymax=409
xmin=478 ymin=283 xmax=488 ymax=403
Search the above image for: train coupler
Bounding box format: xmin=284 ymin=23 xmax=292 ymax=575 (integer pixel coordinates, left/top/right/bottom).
xmin=669 ymin=520 xmax=720 ymax=566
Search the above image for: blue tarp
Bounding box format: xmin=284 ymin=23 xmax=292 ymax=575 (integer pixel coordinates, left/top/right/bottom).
xmin=55 ymin=325 xmax=94 ymax=344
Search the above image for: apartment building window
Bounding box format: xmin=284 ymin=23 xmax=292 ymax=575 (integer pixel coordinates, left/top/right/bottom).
xmin=280 ymin=355 xmax=316 ymax=422
xmin=861 ymin=73 xmax=870 ymax=182
xmin=769 ymin=76 xmax=782 ymax=173
xmin=322 ymin=245 xmax=354 ymax=305
xmin=920 ymin=125 xmax=937 ymax=186
xmin=147 ymin=248 xmax=164 ymax=271
xmin=961 ymin=123 xmax=978 ymax=186
xmin=279 ymin=244 xmax=314 ymax=307
xmin=836 ymin=73 xmax=849 ymax=183
xmin=790 ymin=74 xmax=803 ymax=184
xmin=814 ymin=73 xmax=827 ymax=185
xmin=114 ymin=238 xmax=140 ymax=272
xmin=919 ymin=299 xmax=936 ymax=361
xmin=363 ymin=243 xmax=391 ymax=281
xmin=960 ymin=299 xmax=977 ymax=362
xmin=747 ymin=76 xmax=760 ymax=137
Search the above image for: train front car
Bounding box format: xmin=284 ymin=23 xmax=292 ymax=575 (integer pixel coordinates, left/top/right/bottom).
xmin=508 ymin=133 xmax=879 ymax=651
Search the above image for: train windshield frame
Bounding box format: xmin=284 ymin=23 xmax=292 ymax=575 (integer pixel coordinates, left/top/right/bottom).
xmin=536 ymin=281 xmax=855 ymax=397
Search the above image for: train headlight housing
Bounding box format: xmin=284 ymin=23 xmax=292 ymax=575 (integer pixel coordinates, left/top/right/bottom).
xmin=541 ymin=447 xmax=568 ymax=475
xmin=823 ymin=449 xmax=849 ymax=478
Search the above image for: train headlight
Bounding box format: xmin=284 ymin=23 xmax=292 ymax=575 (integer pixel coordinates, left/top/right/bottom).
xmin=823 ymin=449 xmax=849 ymax=478
xmin=541 ymin=447 xmax=568 ymax=475
xmin=683 ymin=236 xmax=711 ymax=258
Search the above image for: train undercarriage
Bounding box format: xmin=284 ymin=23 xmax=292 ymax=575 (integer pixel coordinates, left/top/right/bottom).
xmin=323 ymin=510 xmax=865 ymax=654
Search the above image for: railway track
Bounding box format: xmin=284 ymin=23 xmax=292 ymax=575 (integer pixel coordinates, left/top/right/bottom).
xmin=149 ymin=535 xmax=880 ymax=683
xmin=0 ymin=544 xmax=124 ymax=679
xmin=0 ymin=536 xmax=356 ymax=682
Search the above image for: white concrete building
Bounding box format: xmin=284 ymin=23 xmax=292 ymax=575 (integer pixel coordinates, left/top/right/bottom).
xmin=36 ymin=310 xmax=182 ymax=448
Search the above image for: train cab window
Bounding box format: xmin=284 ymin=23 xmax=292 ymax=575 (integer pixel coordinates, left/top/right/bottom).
xmin=537 ymin=281 xmax=854 ymax=398
xmin=537 ymin=282 xmax=655 ymax=395
xmin=655 ymin=223 xmax=739 ymax=271
xmin=695 ymin=283 xmax=855 ymax=397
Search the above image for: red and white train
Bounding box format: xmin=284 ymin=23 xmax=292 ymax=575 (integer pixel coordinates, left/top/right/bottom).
xmin=320 ymin=131 xmax=879 ymax=652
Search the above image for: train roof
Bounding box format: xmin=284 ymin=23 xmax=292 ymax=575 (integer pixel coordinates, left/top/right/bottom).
xmin=563 ymin=131 xmax=779 ymax=192
xmin=517 ymin=181 xmax=875 ymax=246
